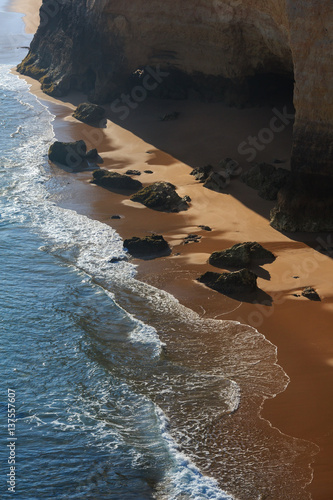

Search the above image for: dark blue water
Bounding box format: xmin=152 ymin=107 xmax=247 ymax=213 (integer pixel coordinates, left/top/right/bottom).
xmin=0 ymin=4 xmax=318 ymax=499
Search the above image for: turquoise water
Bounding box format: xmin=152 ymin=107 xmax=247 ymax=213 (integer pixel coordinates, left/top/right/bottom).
xmin=0 ymin=5 xmax=318 ymax=500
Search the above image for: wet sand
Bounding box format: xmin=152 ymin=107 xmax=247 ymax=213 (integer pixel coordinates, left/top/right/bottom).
xmin=12 ymin=1 xmax=333 ymax=498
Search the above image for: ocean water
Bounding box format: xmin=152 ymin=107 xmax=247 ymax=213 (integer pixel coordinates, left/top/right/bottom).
xmin=0 ymin=6 xmax=318 ymax=500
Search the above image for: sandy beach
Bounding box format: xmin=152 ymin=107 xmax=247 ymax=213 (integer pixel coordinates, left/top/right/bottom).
xmin=11 ymin=1 xmax=333 ymax=498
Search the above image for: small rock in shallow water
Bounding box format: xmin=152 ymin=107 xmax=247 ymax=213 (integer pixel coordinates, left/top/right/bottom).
xmin=198 ymin=225 xmax=212 ymax=231
xmin=110 ymin=215 xmax=121 ymax=219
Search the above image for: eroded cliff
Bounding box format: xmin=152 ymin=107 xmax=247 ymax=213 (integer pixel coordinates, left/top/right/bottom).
xmin=18 ymin=0 xmax=333 ymax=229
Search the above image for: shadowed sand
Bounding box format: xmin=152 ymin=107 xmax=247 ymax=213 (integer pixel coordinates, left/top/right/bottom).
xmin=11 ymin=1 xmax=333 ymax=498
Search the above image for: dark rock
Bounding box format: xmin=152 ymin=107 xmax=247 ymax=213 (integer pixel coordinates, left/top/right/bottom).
xmin=110 ymin=215 xmax=121 ymax=219
xmin=144 ymin=170 xmax=154 ymax=174
xmin=218 ymin=158 xmax=242 ymax=177
xmin=123 ymin=235 xmax=171 ymax=258
xmin=72 ymin=103 xmax=106 ymax=124
xmin=241 ymin=163 xmax=291 ymax=201
xmin=197 ymin=268 xmax=258 ymax=294
xmin=92 ymin=169 xmax=142 ymax=191
xmin=241 ymin=163 xmax=275 ymax=190
xmin=270 ymin=173 xmax=333 ymax=232
xmin=160 ymin=111 xmax=180 ymax=121
xmin=85 ymin=148 xmax=98 ymax=159
xmin=198 ymin=225 xmax=212 ymax=231
xmin=302 ymin=287 xmax=321 ymax=301
xmin=182 ymin=195 xmax=192 ymax=202
xmin=259 ymin=168 xmax=291 ymax=200
xmin=48 ymin=140 xmax=87 ymax=168
xmin=209 ymin=242 xmax=276 ymax=269
xmin=184 ymin=234 xmax=201 ymax=244
xmin=109 ymin=255 xmax=128 ymax=263
xmin=126 ymin=169 xmax=141 ymax=176
xmin=203 ymin=171 xmax=230 ymax=192
xmin=130 ymin=182 xmax=189 ymax=212
xmin=190 ymin=165 xmax=213 ymax=182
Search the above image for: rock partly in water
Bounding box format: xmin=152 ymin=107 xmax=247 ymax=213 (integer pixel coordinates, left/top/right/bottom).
xmin=241 ymin=163 xmax=291 ymax=201
xmin=198 ymin=225 xmax=212 ymax=231
xmin=91 ymin=169 xmax=143 ymax=191
xmin=197 ymin=268 xmax=258 ymax=294
xmin=209 ymin=242 xmax=276 ymax=268
xmin=72 ymin=103 xmax=106 ymax=124
xmin=48 ymin=140 xmax=87 ymax=168
xmin=130 ymin=182 xmax=189 ymax=212
xmin=270 ymin=173 xmax=333 ymax=232
xmin=123 ymin=235 xmax=171 ymax=258
xmin=203 ymin=171 xmax=230 ymax=192
xmin=302 ymin=287 xmax=321 ymax=301
xmin=190 ymin=165 xmax=213 ymax=182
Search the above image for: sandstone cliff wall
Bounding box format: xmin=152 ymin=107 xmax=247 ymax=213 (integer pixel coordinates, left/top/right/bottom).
xmin=18 ymin=0 xmax=333 ymax=178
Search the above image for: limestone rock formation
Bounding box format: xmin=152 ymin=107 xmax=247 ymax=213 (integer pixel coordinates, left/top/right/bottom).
xmin=17 ymin=0 xmax=333 ymax=227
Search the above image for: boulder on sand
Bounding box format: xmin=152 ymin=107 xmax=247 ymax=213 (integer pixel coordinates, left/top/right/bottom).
xmin=209 ymin=242 xmax=275 ymax=268
xmin=123 ymin=235 xmax=171 ymax=258
xmin=241 ymin=163 xmax=291 ymax=201
xmin=302 ymin=287 xmax=321 ymax=301
xmin=72 ymin=102 xmax=106 ymax=124
xmin=91 ymin=169 xmax=142 ymax=191
xmin=203 ymin=171 xmax=230 ymax=192
xmin=48 ymin=140 xmax=87 ymax=168
xmin=130 ymin=182 xmax=189 ymax=212
xmin=197 ymin=268 xmax=258 ymax=294
xmin=190 ymin=165 xmax=213 ymax=182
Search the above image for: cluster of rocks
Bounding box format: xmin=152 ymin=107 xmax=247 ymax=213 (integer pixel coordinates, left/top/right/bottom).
xmin=48 ymin=140 xmax=102 ymax=170
xmin=190 ymin=158 xmax=241 ymax=193
xmin=241 ymin=162 xmax=291 ymax=201
xmin=184 ymin=234 xmax=201 ymax=244
xmin=198 ymin=241 xmax=275 ymax=299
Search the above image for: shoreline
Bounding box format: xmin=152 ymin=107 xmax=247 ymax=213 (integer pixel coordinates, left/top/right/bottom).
xmin=11 ymin=1 xmax=333 ymax=498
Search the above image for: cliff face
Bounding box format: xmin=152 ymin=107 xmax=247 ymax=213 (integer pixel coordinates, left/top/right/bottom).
xmin=18 ymin=0 xmax=333 ymax=179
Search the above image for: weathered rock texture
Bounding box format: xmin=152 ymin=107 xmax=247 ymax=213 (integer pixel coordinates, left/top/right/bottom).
xmin=18 ymin=1 xmax=333 ymax=191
